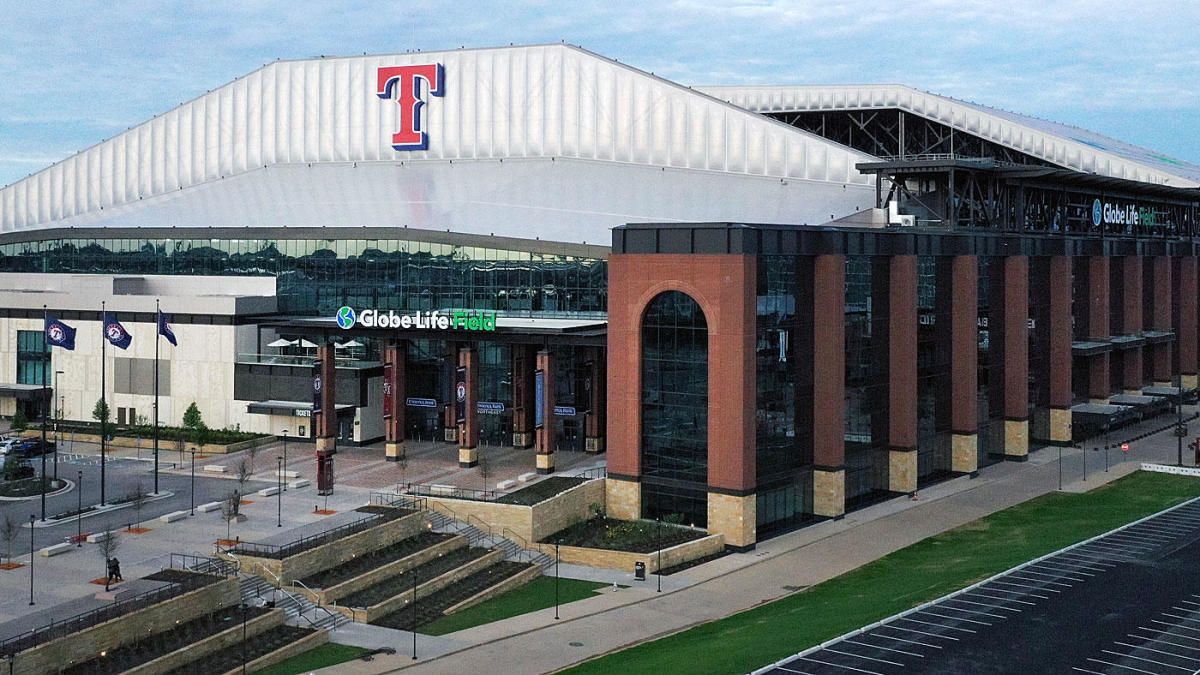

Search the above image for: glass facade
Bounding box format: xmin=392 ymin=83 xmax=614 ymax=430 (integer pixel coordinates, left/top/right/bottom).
xmin=16 ymin=330 xmax=49 ymax=385
xmin=977 ymin=256 xmax=1006 ymax=466
xmin=1029 ymin=258 xmax=1054 ymax=442
xmin=916 ymin=257 xmax=952 ymax=484
xmin=0 ymin=236 xmax=607 ymax=318
xmin=845 ymin=257 xmax=889 ymax=506
xmin=641 ymin=291 xmax=708 ymax=527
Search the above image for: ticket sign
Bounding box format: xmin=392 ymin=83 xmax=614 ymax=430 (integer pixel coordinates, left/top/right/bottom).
xmin=534 ymin=369 xmax=545 ymax=429
xmin=1121 ymin=443 xmax=1129 ymax=452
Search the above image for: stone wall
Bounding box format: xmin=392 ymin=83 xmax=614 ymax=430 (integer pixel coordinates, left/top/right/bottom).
xmin=339 ymin=549 xmax=505 ymax=623
xmin=442 ymin=565 xmax=542 ymax=615
xmin=303 ymin=535 xmax=466 ymax=604
xmin=424 ymin=478 xmax=603 ymax=544
xmin=535 ymin=533 xmax=724 ymax=573
xmin=15 ymin=574 xmax=239 ymax=674
xmin=124 ymin=608 xmax=284 ymax=675
xmin=220 ymin=628 xmax=329 ymax=675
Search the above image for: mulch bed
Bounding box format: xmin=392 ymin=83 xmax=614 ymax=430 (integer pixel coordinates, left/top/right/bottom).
xmin=89 ymin=578 xmax=123 ymax=586
xmin=542 ymin=517 xmax=708 ymax=553
xmin=125 ymin=527 xmax=152 ymax=534
xmin=313 ymin=509 xmax=338 ymax=514
xmin=0 ymin=562 xmax=24 ymax=570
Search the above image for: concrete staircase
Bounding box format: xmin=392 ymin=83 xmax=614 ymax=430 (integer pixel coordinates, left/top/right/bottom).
xmin=427 ymin=509 xmax=554 ymax=571
xmin=239 ymin=573 xmax=348 ymax=631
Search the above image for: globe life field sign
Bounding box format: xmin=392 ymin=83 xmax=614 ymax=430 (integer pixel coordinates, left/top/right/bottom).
xmin=336 ymin=306 xmax=497 ymax=331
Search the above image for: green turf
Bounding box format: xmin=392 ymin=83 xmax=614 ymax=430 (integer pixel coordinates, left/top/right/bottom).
xmin=563 ymin=470 xmax=1200 ymax=675
xmin=419 ymin=576 xmax=609 ymax=635
xmin=251 ymin=643 xmax=370 ymax=675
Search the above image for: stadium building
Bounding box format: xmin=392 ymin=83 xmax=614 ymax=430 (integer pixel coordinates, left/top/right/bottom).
xmin=2 ymin=44 xmax=1198 ymax=549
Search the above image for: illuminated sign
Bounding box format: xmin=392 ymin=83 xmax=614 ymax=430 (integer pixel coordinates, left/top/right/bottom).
xmin=336 ymin=307 xmax=496 ymax=331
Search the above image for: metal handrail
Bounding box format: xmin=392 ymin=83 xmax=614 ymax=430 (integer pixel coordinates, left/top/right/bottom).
xmin=229 ymin=506 xmax=409 ymax=559
xmin=399 ymin=482 xmax=499 ymax=502
xmin=283 ymin=579 xmax=343 ymax=628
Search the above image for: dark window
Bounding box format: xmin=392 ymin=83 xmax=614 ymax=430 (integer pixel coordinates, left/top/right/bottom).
xmin=641 ymin=291 xmax=708 ymax=526
xmin=16 ymin=330 xmax=49 ymax=385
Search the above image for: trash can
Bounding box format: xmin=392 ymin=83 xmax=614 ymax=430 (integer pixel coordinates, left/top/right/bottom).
xmin=634 ymin=561 xmax=646 ymax=581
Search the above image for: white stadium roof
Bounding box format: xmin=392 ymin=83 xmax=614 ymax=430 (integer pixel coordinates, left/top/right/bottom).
xmin=0 ymin=44 xmax=876 ymax=244
xmin=697 ymin=84 xmax=1200 ymax=188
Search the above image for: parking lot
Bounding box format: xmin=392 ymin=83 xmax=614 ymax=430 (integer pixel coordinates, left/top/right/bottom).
xmin=755 ymin=495 xmax=1200 ymax=674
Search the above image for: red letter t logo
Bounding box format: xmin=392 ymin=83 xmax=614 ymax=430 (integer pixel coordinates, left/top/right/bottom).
xmin=377 ymin=64 xmax=445 ymax=151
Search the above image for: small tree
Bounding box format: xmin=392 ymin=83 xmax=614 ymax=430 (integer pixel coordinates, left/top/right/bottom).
xmin=478 ymin=450 xmax=491 ymax=492
xmin=126 ymin=479 xmax=148 ymax=528
xmin=246 ymin=443 xmax=259 ymax=474
xmin=219 ymin=492 xmax=240 ymax=542
xmin=182 ymin=402 xmax=205 ymax=432
xmin=395 ymin=451 xmax=408 ymax=490
xmin=9 ymin=410 xmax=28 ymax=433
xmin=0 ymin=512 xmax=19 ymax=564
xmin=235 ymin=458 xmax=252 ymax=498
xmin=91 ymin=399 xmax=112 ymax=440
xmin=96 ymin=526 xmax=121 ymax=591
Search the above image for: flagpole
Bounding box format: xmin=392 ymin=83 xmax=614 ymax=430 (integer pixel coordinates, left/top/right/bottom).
xmin=154 ymin=300 xmax=160 ymax=495
xmin=100 ymin=301 xmax=106 ymax=506
xmin=40 ymin=305 xmax=48 ymax=522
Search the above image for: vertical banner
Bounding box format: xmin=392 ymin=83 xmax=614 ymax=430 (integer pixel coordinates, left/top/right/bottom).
xmin=383 ymin=362 xmax=394 ymax=420
xmin=455 ymin=366 xmax=467 ymax=424
xmin=535 ymin=368 xmax=545 ymax=429
xmin=316 ymin=452 xmax=335 ymax=494
xmin=312 ymin=360 xmax=324 ymax=415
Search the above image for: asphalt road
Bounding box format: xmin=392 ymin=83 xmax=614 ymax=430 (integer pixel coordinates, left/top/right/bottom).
xmin=759 ymin=496 xmax=1200 ymax=674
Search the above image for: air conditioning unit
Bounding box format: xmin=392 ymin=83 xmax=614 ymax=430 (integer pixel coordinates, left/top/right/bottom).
xmin=897 ymin=214 xmax=916 ymax=227
xmin=887 ymin=201 xmax=916 ymax=227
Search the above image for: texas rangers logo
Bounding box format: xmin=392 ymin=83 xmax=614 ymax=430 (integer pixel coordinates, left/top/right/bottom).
xmin=456 ymin=383 xmax=466 ymax=402
xmin=106 ymin=324 xmax=126 ymax=342
xmin=313 ymin=376 xmax=322 ymax=393
xmin=377 ymin=64 xmax=445 ymax=151
xmin=47 ymin=324 xmax=64 ymax=343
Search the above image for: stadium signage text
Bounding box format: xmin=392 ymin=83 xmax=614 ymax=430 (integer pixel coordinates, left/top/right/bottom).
xmin=377 ymin=63 xmax=445 ymax=151
xmin=337 ymin=306 xmax=496 ymax=331
xmin=1091 ymin=198 xmax=1158 ymax=229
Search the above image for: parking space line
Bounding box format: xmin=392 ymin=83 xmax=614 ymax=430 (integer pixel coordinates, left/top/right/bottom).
xmin=775 ymin=665 xmax=818 ymax=675
xmin=987 ymin=579 xmax=1059 ymax=594
xmin=1071 ymin=667 xmax=1107 ymax=674
xmin=1128 ymin=635 xmax=1200 ymax=653
xmin=872 ymin=628 xmax=946 ymax=648
xmin=844 ymin=638 xmax=924 ymax=658
xmin=1160 ymin=613 xmax=1200 ymax=625
xmin=964 ymin=590 xmax=1037 ymax=605
xmin=796 ymin=655 xmax=884 ymax=674
xmin=1178 ymin=600 xmax=1200 ymax=608
xmin=895 ymin=617 xmax=976 ymax=633
xmin=917 ymin=609 xmax=993 ymax=625
xmin=1007 ymin=571 xmax=1075 ymax=587
xmin=940 ymin=598 xmax=1018 ymax=614
xmin=1114 ymin=641 xmax=1200 ymax=663
xmin=1047 ymin=556 xmax=1112 ymax=571
xmin=1148 ymin=621 xmax=1200 ymax=636
xmin=1100 ymin=649 xmax=1192 ymax=671
xmin=1027 ymin=562 xmax=1093 ymax=578
xmin=1169 ymin=607 xmax=1200 ymax=614
xmin=824 ymin=648 xmax=903 ymax=667
xmin=1085 ymin=657 xmax=1158 ymax=673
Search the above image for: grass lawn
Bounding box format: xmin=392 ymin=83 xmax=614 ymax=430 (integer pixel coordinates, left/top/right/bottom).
xmin=563 ymin=470 xmax=1200 ymax=675
xmin=251 ymin=643 xmax=369 ymax=675
xmin=420 ymin=576 xmax=610 ymax=635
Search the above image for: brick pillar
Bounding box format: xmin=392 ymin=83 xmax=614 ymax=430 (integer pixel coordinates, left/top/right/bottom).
xmin=1179 ymin=257 xmax=1199 ymax=391
xmin=1122 ymin=256 xmax=1143 ymax=392
xmin=535 ymin=349 xmax=555 ymax=474
xmin=1048 ymin=256 xmax=1073 ymax=442
xmin=812 ymin=255 xmax=846 ymax=517
xmin=314 ymin=342 xmax=337 ymax=453
xmin=950 ymin=256 xmax=978 ymax=473
xmin=1088 ymin=256 xmax=1111 ymax=402
xmin=458 ymin=346 xmax=479 ymax=468
xmin=384 ymin=341 xmax=406 ymax=461
xmin=888 ymin=255 xmax=918 ymax=491
xmin=1003 ymin=256 xmax=1029 ymax=459
xmin=584 ymin=350 xmax=606 ymax=453
xmin=511 ymin=344 xmax=536 ymax=448
xmin=1153 ymin=256 xmax=1172 ymax=384
xmin=442 ymin=343 xmax=458 ymax=443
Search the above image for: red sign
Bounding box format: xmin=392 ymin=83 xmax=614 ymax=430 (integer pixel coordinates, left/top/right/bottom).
xmin=1121 ymin=443 xmax=1129 ymax=452
xmin=377 ymin=64 xmax=444 ymax=151
xmin=383 ymin=363 xmax=393 ymax=420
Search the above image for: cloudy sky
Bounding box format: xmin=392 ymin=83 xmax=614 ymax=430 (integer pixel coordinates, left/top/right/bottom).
xmin=1 ymin=0 xmax=1197 ymax=187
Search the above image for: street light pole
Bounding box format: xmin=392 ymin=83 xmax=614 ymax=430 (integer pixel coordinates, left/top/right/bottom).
xmin=554 ymin=541 xmax=560 ymax=620
xmin=277 ymin=457 xmax=282 ymax=527
xmin=281 ymin=431 xmax=288 ymax=491
xmin=190 ymin=449 xmax=196 ymax=516
xmin=657 ymin=518 xmax=662 ymax=593
xmin=411 ymin=572 xmax=417 ymax=660
xmin=241 ymin=602 xmax=247 ymax=675
xmin=53 ymin=370 xmax=63 ymax=481
xmin=28 ymin=514 xmax=34 ymax=605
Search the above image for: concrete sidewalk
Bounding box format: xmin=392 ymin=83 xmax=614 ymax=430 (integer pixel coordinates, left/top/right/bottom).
xmin=317 ymin=410 xmax=1200 ymax=675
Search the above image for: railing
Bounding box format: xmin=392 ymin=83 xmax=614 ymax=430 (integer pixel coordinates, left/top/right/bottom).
xmin=170 ymin=552 xmax=238 ymax=577
xmin=0 ymin=565 xmax=224 ymax=658
xmin=397 ymin=482 xmax=498 ymax=502
xmin=369 ymin=492 xmax=427 ymax=511
xmin=286 ymin=579 xmax=345 ymax=628
xmin=228 ymin=506 xmax=410 ymax=560
xmin=571 ymin=467 xmax=607 ymax=480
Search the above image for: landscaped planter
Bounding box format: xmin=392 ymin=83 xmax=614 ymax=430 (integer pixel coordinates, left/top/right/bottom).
xmin=21 ymin=429 xmax=273 ymax=454
xmin=423 ymin=478 xmax=605 ymax=544
xmin=336 ymin=549 xmax=505 ymax=623
xmin=535 ymin=533 xmax=725 ymax=573
xmin=295 ymin=535 xmax=467 ymax=605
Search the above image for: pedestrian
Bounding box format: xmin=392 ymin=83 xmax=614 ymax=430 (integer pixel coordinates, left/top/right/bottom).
xmin=105 ymin=557 xmax=116 ymax=590
xmin=112 ymin=557 xmax=122 ymax=582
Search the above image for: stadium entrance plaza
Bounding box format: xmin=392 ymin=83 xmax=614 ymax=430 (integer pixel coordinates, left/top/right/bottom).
xmin=0 ymin=411 xmax=1194 ymax=674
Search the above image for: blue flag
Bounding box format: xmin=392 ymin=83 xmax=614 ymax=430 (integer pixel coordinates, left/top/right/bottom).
xmin=102 ymin=312 xmax=133 ymax=350
xmin=44 ymin=315 xmax=77 ymax=350
xmin=158 ymin=310 xmax=178 ymax=346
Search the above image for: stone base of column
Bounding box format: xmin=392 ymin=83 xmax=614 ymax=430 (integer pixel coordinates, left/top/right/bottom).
xmin=385 ymin=442 xmax=405 ymax=461
xmin=535 ymin=452 xmax=555 ymax=474
xmin=707 ymin=492 xmax=756 ymax=551
xmin=1184 ymin=374 xmax=1198 ymax=390
xmin=813 ymin=468 xmax=845 ymax=518
xmin=315 ymin=436 xmax=336 ymax=453
xmin=1153 ymin=381 xmax=1172 ymax=388
xmin=458 ymin=447 xmax=478 ymax=468
xmin=951 ymin=433 xmax=978 ymax=474
xmin=444 ymin=427 xmax=458 ymax=443
xmin=1124 ymin=389 xmax=1144 ymax=395
xmin=605 ymin=478 xmax=640 ymax=520
xmin=585 ymin=436 xmax=605 ymax=453
xmin=1004 ymin=419 xmax=1029 ymax=460
xmin=512 ymin=431 xmax=534 ymax=448
xmin=1089 ymin=398 xmax=1109 ymax=405
xmin=889 ymin=448 xmax=917 ymax=493
xmin=1049 ymin=407 xmax=1072 ymax=443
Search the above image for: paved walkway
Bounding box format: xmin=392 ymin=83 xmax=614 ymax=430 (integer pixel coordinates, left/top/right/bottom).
xmin=315 ymin=410 xmax=1200 ymax=675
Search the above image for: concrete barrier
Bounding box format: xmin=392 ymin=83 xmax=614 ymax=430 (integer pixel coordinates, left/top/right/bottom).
xmin=517 ymin=472 xmax=537 ymax=483
xmin=197 ymin=501 xmax=223 ymax=513
xmin=159 ymin=511 xmax=189 ymax=523
xmin=258 ymin=486 xmax=281 ymax=497
xmin=289 ymin=478 xmax=310 ymax=488
xmin=275 ymin=470 xmax=300 ymax=479
xmin=86 ymin=532 xmax=112 ymax=543
xmin=203 ymin=465 xmax=227 ymax=473
xmin=40 ymin=543 xmax=73 ymax=557
xmin=496 ymin=479 xmax=517 ymax=490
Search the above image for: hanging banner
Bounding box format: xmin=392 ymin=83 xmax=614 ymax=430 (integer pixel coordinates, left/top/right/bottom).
xmin=477 ymin=401 xmax=505 ymax=415
xmin=316 ymin=452 xmax=335 ymax=495
xmin=455 ymin=366 xmax=467 ymax=424
xmin=406 ymin=397 xmax=437 ymax=408
xmin=535 ymin=368 xmax=545 ymax=429
xmin=382 ymin=362 xmax=394 ymax=420
xmin=312 ymin=360 xmax=324 ymax=415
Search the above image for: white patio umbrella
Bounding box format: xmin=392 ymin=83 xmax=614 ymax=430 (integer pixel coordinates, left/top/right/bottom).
xmin=266 ymin=338 xmax=295 ymax=348
xmin=339 ymin=339 xmax=364 ymax=348
xmin=298 ymin=339 xmax=319 ymax=348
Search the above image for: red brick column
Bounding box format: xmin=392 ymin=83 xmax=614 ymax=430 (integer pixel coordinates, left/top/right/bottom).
xmin=511 ymin=344 xmax=536 ymax=448
xmin=458 ymin=346 xmax=479 ymax=467
xmin=888 ymin=255 xmax=918 ymax=491
xmin=1122 ymin=256 xmax=1143 ymax=391
xmin=535 ymin=349 xmax=555 ymax=474
xmin=812 ymin=254 xmax=845 ymax=517
xmin=584 ymin=349 xmax=606 ymax=453
xmin=314 ymin=342 xmax=337 ymax=453
xmin=1180 ymin=257 xmax=1199 ymax=391
xmin=950 ymin=256 xmax=978 ymax=472
xmin=1003 ymin=256 xmax=1030 ymax=458
xmin=1048 ymin=256 xmax=1073 ymax=442
xmin=442 ymin=342 xmax=458 ymax=443
xmin=1153 ymin=256 xmax=1173 ymax=383
xmin=384 ymin=341 xmax=406 ymax=461
xmin=1088 ymin=257 xmax=1111 ymax=401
